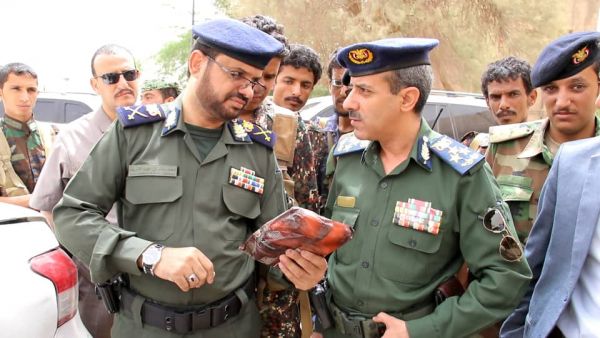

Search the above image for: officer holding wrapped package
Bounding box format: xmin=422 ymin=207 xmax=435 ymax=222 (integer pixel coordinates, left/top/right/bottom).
xmin=321 ymin=38 xmax=531 ymax=338
xmin=52 ymin=18 xmax=326 ymax=338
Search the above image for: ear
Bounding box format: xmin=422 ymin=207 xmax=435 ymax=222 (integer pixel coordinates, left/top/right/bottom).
xmin=527 ymin=89 xmax=537 ymax=107
xmin=90 ymin=78 xmax=100 ymax=94
xmin=188 ymin=50 xmax=206 ymax=76
xmin=399 ymin=87 xmax=420 ymax=112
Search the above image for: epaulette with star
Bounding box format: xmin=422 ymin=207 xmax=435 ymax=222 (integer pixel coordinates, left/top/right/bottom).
xmin=333 ymin=132 xmax=371 ymax=156
xmin=228 ymin=119 xmax=276 ymax=149
xmin=429 ymin=135 xmax=484 ymax=175
xmin=117 ymin=104 xmax=167 ymax=128
xmin=489 ymin=120 xmax=542 ymax=143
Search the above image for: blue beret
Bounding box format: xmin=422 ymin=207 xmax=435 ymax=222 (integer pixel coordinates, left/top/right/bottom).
xmin=192 ymin=18 xmax=284 ymax=69
xmin=532 ymin=31 xmax=600 ymax=87
xmin=337 ymin=38 xmax=439 ymax=76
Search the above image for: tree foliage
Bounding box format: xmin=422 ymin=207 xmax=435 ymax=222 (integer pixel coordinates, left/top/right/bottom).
xmin=156 ymin=0 xmax=599 ymax=92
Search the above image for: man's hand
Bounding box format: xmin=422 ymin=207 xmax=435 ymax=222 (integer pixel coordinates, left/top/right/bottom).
xmin=278 ymin=249 xmax=327 ymax=290
xmin=372 ymin=312 xmax=410 ymax=338
xmin=152 ymin=247 xmax=215 ymax=292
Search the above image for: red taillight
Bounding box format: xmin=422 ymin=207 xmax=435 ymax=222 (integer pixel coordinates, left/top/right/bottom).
xmin=30 ymin=249 xmax=78 ymax=327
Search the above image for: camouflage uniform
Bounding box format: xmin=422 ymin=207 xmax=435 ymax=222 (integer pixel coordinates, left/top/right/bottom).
xmin=486 ymin=117 xmax=600 ymax=243
xmin=0 ymin=115 xmax=57 ymax=195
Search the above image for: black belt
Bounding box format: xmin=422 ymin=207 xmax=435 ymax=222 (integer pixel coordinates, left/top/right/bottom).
xmin=121 ymin=277 xmax=255 ymax=334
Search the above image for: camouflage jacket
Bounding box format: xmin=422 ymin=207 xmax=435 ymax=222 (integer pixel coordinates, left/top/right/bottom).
xmin=0 ymin=115 xmax=57 ymax=195
xmin=486 ymin=117 xmax=600 ymax=243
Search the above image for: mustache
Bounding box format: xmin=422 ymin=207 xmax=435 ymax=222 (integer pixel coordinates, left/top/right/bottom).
xmin=348 ymin=110 xmax=362 ymax=120
xmin=495 ymin=109 xmax=517 ymax=118
xmin=227 ymin=92 xmax=249 ymax=106
xmin=284 ymin=96 xmax=304 ymax=105
xmin=115 ymin=89 xmax=134 ymax=97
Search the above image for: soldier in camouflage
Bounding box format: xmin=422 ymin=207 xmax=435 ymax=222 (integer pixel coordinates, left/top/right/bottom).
xmin=486 ymin=32 xmax=600 ymax=244
xmin=140 ymin=78 xmax=181 ymax=104
xmin=0 ymin=63 xmax=57 ymax=208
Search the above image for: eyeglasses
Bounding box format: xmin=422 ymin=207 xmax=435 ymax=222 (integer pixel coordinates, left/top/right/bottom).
xmin=207 ymin=56 xmax=266 ymax=91
xmin=481 ymin=208 xmax=523 ymax=262
xmin=96 ymin=70 xmax=139 ymax=85
xmin=331 ymin=79 xmax=344 ymax=88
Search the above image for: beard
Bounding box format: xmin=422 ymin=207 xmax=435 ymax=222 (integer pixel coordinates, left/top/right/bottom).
xmin=197 ymin=66 xmax=249 ymax=121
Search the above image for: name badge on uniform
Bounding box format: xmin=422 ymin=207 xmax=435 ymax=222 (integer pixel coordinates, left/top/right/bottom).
xmin=229 ymin=166 xmax=264 ymax=195
xmin=393 ymin=198 xmax=443 ymax=235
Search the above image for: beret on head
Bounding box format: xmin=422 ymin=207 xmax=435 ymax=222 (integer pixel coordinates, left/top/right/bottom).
xmin=337 ymin=38 xmax=439 ymax=77
xmin=142 ymin=78 xmax=180 ymax=92
xmin=531 ymin=31 xmax=600 ymax=87
xmin=192 ymin=18 xmax=284 ymax=69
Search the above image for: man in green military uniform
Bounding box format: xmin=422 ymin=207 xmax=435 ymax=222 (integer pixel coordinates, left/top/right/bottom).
xmin=486 ymin=32 xmax=600 ymax=244
xmin=0 ymin=62 xmax=57 ymax=208
xmin=53 ymin=18 xmax=327 ymax=338
xmin=140 ymin=78 xmax=181 ymax=104
xmin=323 ymin=38 xmax=531 ymax=338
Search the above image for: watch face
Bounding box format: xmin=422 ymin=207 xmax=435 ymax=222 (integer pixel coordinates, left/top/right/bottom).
xmin=143 ymin=245 xmax=162 ymax=265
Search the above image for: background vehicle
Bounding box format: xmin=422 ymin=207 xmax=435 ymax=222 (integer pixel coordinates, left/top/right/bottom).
xmin=1 ymin=92 xmax=100 ymax=124
xmin=300 ymin=90 xmax=497 ymax=140
xmin=0 ymin=202 xmax=91 ymax=338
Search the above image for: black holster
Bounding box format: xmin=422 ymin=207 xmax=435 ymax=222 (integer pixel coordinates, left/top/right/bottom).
xmin=95 ymin=274 xmax=127 ymax=314
xmin=309 ymin=280 xmax=334 ymax=330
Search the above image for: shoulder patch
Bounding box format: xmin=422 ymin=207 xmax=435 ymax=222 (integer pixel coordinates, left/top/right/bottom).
xmin=489 ymin=120 xmax=541 ymax=143
xmin=229 ymin=119 xmax=276 ymax=149
xmin=429 ymin=135 xmax=484 ymax=175
xmin=333 ymin=132 xmax=370 ymax=156
xmin=117 ymin=104 xmax=166 ymax=128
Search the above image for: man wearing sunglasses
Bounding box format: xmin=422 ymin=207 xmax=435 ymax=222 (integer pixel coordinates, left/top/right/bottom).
xmin=30 ymin=44 xmax=140 ymax=338
xmin=321 ymin=38 xmax=531 ymax=338
xmin=52 ymin=18 xmax=327 ymax=338
xmin=501 ymin=32 xmax=600 ymax=338
xmin=486 ymin=32 xmax=600 ymax=245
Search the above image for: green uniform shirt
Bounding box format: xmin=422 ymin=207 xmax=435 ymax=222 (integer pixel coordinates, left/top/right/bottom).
xmin=54 ymin=100 xmax=287 ymax=308
xmin=324 ymin=120 xmax=531 ymax=338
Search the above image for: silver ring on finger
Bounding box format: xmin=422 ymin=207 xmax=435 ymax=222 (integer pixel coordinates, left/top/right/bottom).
xmin=187 ymin=273 xmax=198 ymax=283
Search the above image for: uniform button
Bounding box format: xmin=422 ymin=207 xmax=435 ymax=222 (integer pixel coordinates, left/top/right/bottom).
xmin=380 ymin=182 xmax=388 ymax=189
xmin=371 ymin=219 xmax=379 ymax=226
xmin=361 ymin=261 xmax=370 ymax=268
xmin=409 ymin=239 xmax=417 ymax=248
xmin=357 ymin=300 xmax=364 ymax=306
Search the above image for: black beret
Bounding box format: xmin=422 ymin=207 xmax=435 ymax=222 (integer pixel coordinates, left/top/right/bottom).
xmin=337 ymin=38 xmax=439 ymax=77
xmin=532 ymin=31 xmax=600 ymax=87
xmin=192 ymin=18 xmax=284 ymax=69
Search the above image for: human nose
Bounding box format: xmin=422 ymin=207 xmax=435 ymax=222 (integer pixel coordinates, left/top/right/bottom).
xmin=343 ymin=89 xmax=357 ymax=112
xmin=239 ymin=83 xmax=254 ymax=101
xmin=554 ymin=88 xmax=571 ymax=110
xmin=499 ymin=95 xmax=510 ymax=110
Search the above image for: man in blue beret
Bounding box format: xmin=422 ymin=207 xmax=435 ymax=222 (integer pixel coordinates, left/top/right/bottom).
xmin=52 ymin=18 xmax=327 ymax=338
xmin=321 ymin=37 xmax=531 ymax=338
xmin=486 ymin=31 xmax=600 ymax=245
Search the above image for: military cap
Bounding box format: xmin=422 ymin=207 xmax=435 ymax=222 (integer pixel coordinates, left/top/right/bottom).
xmin=192 ymin=18 xmax=284 ymax=69
xmin=531 ymin=31 xmax=600 ymax=87
xmin=141 ymin=78 xmax=180 ymax=92
xmin=337 ymin=38 xmax=439 ymax=76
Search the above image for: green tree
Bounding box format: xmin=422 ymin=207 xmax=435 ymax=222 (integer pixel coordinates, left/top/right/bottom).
xmin=155 ymin=31 xmax=192 ymax=82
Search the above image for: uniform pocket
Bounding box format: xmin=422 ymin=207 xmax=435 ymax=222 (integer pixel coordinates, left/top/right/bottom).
xmin=375 ymin=224 xmax=444 ymax=284
xmin=331 ymin=205 xmax=360 ymax=264
xmin=124 ymin=175 xmax=182 ymax=241
xmin=497 ymin=175 xmax=533 ymax=202
xmin=222 ymin=183 xmax=261 ymax=219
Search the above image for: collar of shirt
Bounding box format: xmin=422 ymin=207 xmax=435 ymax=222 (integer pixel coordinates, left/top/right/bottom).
xmin=361 ymin=117 xmax=434 ymax=177
xmin=1 ymin=114 xmax=34 ymax=134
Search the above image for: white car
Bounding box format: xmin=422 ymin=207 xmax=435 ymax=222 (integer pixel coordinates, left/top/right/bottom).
xmin=0 ymin=202 xmax=91 ymax=338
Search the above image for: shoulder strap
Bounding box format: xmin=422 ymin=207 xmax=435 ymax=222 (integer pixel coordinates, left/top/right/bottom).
xmin=489 ymin=120 xmax=540 ymax=143
xmin=333 ymin=132 xmax=370 ymax=157
xmin=429 ymin=135 xmax=484 ymax=175
xmin=117 ymin=104 xmax=167 ymax=128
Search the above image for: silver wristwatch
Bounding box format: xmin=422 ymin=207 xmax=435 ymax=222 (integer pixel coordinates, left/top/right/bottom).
xmin=142 ymin=244 xmax=164 ymax=276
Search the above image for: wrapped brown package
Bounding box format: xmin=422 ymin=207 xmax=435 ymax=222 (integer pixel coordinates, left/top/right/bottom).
xmin=240 ymin=206 xmax=353 ymax=265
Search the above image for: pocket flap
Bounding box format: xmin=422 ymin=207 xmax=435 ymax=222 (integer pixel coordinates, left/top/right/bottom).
xmin=222 ymin=183 xmax=261 ymax=219
xmin=125 ymin=176 xmax=182 ymax=204
xmin=388 ymin=224 xmax=443 ymax=254
xmin=497 ymin=175 xmax=533 ymax=202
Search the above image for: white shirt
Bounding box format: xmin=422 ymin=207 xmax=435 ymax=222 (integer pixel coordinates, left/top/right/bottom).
xmin=557 ymin=216 xmax=600 ymax=337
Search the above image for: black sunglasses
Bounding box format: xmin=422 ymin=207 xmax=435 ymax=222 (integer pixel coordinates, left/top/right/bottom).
xmin=481 ymin=208 xmax=523 ymax=262
xmin=96 ymin=70 xmax=139 ymax=85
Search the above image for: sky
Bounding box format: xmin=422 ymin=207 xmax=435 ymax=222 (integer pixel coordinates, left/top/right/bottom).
xmin=0 ymin=0 xmax=222 ymax=93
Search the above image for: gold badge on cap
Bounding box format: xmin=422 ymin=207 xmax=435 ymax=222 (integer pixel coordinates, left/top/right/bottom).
xmin=348 ymin=48 xmax=374 ymax=65
xmin=572 ymin=46 xmax=590 ymax=65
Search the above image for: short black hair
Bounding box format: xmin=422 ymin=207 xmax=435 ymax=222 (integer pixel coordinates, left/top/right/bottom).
xmin=481 ymin=56 xmax=533 ymax=98
xmin=280 ymin=44 xmax=322 ymax=84
xmin=159 ymin=87 xmax=180 ymax=100
xmin=387 ymin=65 xmax=433 ymax=113
xmin=90 ymin=44 xmax=136 ymax=77
xmin=240 ymin=15 xmax=289 ymax=57
xmin=326 ymin=48 xmax=343 ymax=80
xmin=0 ymin=63 xmax=38 ymax=88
